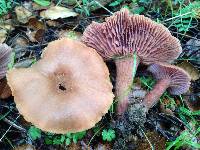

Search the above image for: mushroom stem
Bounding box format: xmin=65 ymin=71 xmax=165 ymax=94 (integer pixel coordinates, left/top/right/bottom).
xmin=142 ymin=78 xmax=171 ymax=110
xmin=115 ymin=56 xmax=140 ymax=114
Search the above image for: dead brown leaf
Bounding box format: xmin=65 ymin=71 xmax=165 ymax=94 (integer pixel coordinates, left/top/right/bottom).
xmin=177 ymin=61 xmax=200 ymax=80
xmin=14 ymin=144 xmax=36 ymax=150
xmin=15 ymin=6 xmax=32 ymax=24
xmin=28 ymin=18 xmax=45 ymax=30
xmin=40 ymin=6 xmax=78 ymax=20
xmin=0 ymin=29 xmax=7 ymax=43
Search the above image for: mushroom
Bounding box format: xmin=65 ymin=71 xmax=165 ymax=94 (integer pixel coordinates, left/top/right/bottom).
xmin=82 ymin=9 xmax=182 ymax=114
xmin=7 ymin=38 xmax=114 ymax=134
xmin=142 ymin=63 xmax=191 ymax=110
xmin=0 ymin=43 xmax=12 ymax=99
xmin=0 ymin=43 xmax=12 ymax=79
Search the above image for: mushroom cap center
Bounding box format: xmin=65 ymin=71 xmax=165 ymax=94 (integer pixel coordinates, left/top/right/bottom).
xmin=55 ymin=73 xmax=68 ymax=92
xmin=49 ymin=67 xmax=74 ymax=94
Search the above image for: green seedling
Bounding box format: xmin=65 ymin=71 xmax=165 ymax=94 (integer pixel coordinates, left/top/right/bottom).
xmin=0 ymin=0 xmax=12 ymax=16
xmin=109 ymin=0 xmax=123 ymax=7
xmin=7 ymin=52 xmax=15 ymax=70
xmin=102 ymin=129 xmax=116 ymax=142
xmin=44 ymin=131 xmax=86 ymax=146
xmin=28 ymin=126 xmax=41 ymax=140
xmin=33 ymin=0 xmax=51 ymax=6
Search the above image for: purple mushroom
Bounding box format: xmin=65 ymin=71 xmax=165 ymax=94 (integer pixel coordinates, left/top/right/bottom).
xmin=82 ymin=9 xmax=182 ymax=114
xmin=143 ymin=63 xmax=191 ymax=110
xmin=0 ymin=43 xmax=12 ymax=79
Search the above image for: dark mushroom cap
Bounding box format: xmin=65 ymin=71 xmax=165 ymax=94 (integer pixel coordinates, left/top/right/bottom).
xmin=0 ymin=44 xmax=12 ymax=79
xmin=147 ymin=63 xmax=191 ymax=95
xmin=82 ymin=9 xmax=181 ymax=64
xmin=7 ymin=38 xmax=114 ymax=133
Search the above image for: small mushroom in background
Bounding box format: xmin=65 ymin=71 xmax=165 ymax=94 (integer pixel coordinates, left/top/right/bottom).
xmin=0 ymin=43 xmax=12 ymax=99
xmin=0 ymin=44 xmax=12 ymax=79
xmin=7 ymin=38 xmax=114 ymax=134
xmin=82 ymin=9 xmax=182 ymax=114
xmin=142 ymin=63 xmax=191 ymax=111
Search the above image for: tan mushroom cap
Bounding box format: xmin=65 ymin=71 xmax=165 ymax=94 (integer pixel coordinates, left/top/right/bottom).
xmin=7 ymin=38 xmax=114 ymax=134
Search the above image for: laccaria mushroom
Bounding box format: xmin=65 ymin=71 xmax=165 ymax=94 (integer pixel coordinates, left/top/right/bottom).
xmin=7 ymin=38 xmax=114 ymax=134
xmin=82 ymin=9 xmax=182 ymax=114
xmin=0 ymin=43 xmax=12 ymax=79
xmin=143 ymin=63 xmax=191 ymax=110
xmin=0 ymin=44 xmax=12 ymax=99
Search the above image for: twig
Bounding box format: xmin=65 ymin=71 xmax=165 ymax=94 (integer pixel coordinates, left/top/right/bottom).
xmin=94 ymin=1 xmax=113 ymax=15
xmin=0 ymin=115 xmax=21 ymax=142
xmin=140 ymin=128 xmax=155 ymax=150
xmin=87 ymin=125 xmax=105 ymax=147
xmin=3 ymin=117 xmax=26 ymax=132
xmin=162 ymin=12 xmax=193 ymax=22
xmin=171 ymin=32 xmax=198 ymax=39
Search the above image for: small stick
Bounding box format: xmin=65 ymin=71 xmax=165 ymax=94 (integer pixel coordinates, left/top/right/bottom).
xmin=3 ymin=117 xmax=26 ymax=132
xmin=162 ymin=12 xmax=193 ymax=22
xmin=0 ymin=115 xmax=21 ymax=142
xmin=94 ymin=1 xmax=113 ymax=15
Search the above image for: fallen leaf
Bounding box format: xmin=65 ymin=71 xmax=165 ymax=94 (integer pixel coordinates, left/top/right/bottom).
xmin=62 ymin=0 xmax=77 ymax=6
xmin=0 ymin=19 xmax=13 ymax=43
xmin=12 ymin=37 xmax=28 ymax=48
xmin=15 ymin=6 xmax=32 ymax=23
xmin=28 ymin=18 xmax=45 ymax=30
xmin=177 ymin=61 xmax=200 ymax=80
xmin=46 ymin=20 xmax=59 ymax=26
xmin=0 ymin=19 xmax=13 ymax=30
xmin=14 ymin=144 xmax=36 ymax=150
xmin=32 ymin=1 xmax=52 ymax=10
xmin=33 ymin=0 xmax=51 ymax=7
xmin=40 ymin=6 xmax=78 ymax=20
xmin=184 ymin=93 xmax=200 ymax=111
xmin=0 ymin=29 xmax=7 ymax=43
xmin=34 ymin=29 xmax=45 ymax=42
xmin=26 ymin=29 xmax=37 ymax=42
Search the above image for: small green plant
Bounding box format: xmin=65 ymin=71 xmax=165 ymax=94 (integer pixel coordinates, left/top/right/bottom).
xmin=28 ymin=126 xmax=41 ymax=140
xmin=109 ymin=0 xmax=123 ymax=7
xmin=140 ymin=75 xmax=200 ymax=149
xmin=172 ymin=1 xmax=200 ymax=32
xmin=7 ymin=52 xmax=15 ymax=70
xmin=121 ymin=0 xmax=145 ymax=15
xmin=44 ymin=131 xmax=86 ymax=146
xmin=166 ymin=105 xmax=200 ymax=149
xmin=102 ymin=129 xmax=116 ymax=142
xmin=0 ymin=0 xmax=12 ymax=16
xmin=75 ymin=0 xmax=90 ymax=16
xmin=166 ymin=127 xmax=200 ymax=150
xmin=32 ymin=0 xmax=51 ymax=6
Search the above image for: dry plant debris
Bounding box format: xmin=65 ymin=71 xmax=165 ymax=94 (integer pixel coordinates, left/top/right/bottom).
xmin=40 ymin=6 xmax=78 ymax=19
